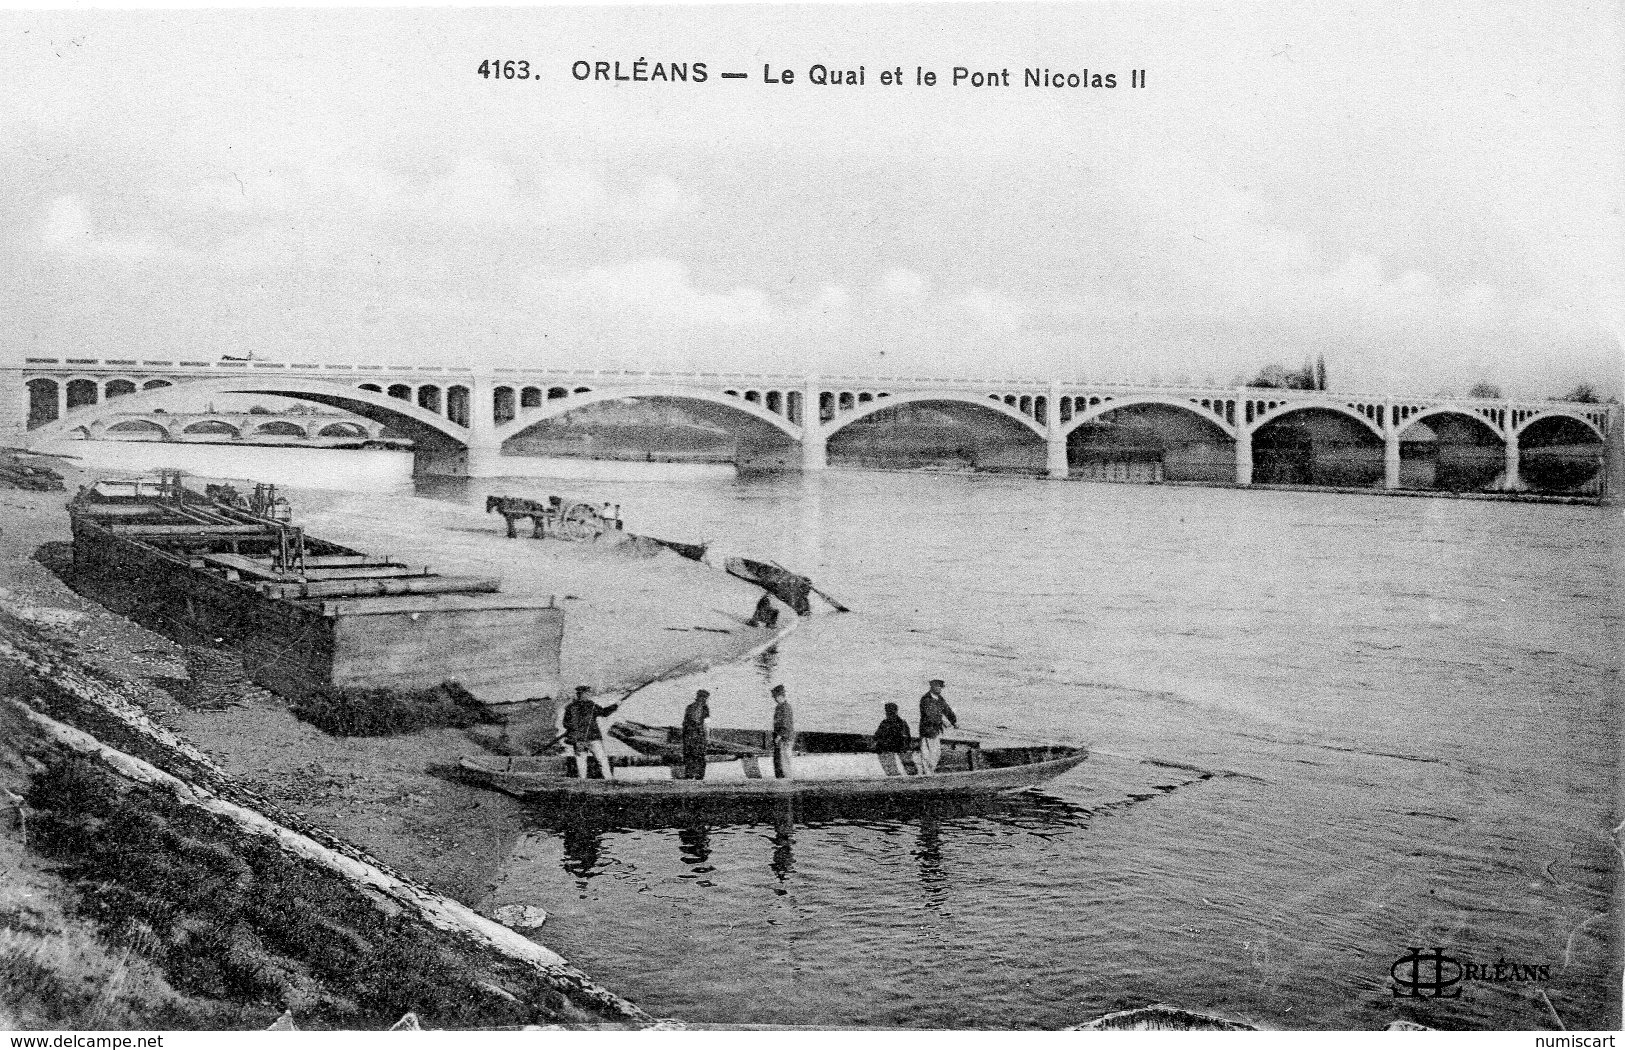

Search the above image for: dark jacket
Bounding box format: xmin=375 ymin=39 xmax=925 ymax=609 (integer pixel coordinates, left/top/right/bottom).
xmin=918 ymin=692 xmax=957 ymax=738
xmin=682 ymin=699 xmax=709 ymax=748
xmin=874 ymin=713 xmax=912 ymax=754
xmin=772 ymin=699 xmax=795 ymax=744
xmin=563 ymin=698 xmax=619 ymax=743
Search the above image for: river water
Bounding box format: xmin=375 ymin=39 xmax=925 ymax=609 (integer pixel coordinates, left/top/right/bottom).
xmin=52 ymin=441 xmax=1623 ymax=1030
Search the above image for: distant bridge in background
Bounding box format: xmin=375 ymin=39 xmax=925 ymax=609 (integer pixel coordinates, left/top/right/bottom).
xmin=4 ymin=356 xmax=1615 ymax=493
xmin=72 ymin=409 xmax=399 ymax=447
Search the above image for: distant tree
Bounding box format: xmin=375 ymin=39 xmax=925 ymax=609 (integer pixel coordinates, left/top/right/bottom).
xmin=1467 ymin=382 xmax=1503 ymax=399
xmin=1314 ymin=354 xmax=1328 ymax=392
xmin=1247 ymin=360 xmax=1318 ymax=390
xmin=1558 ymin=383 xmax=1600 ymax=403
xmin=247 ymin=405 xmax=273 ymax=415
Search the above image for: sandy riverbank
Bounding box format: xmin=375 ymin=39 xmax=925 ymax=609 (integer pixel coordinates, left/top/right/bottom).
xmin=0 ymin=460 xmax=789 ymax=1027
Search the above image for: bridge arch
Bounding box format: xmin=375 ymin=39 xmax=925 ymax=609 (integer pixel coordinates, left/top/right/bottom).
xmin=822 ymin=390 xmax=1046 ymax=442
xmin=316 ymin=421 xmax=369 ymax=439
xmin=181 ymin=418 xmax=243 ymax=439
xmin=1063 ymin=394 xmax=1236 ymax=439
xmin=97 ymin=418 xmax=172 ymax=441
xmin=26 ymin=375 xmax=472 ymax=449
xmin=1249 ymin=401 xmax=1385 ymax=440
xmin=1397 ymin=406 xmax=1505 ymax=442
xmin=493 ymin=385 xmax=803 ymax=445
xmin=250 ymin=420 xmax=310 ymax=439
xmin=65 ymin=378 xmax=101 ymax=411
xmin=1512 ymin=407 xmax=1606 ymax=442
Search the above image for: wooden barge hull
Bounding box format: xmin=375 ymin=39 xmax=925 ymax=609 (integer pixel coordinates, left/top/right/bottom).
xmin=457 ymin=747 xmax=1088 ymax=801
xmin=68 ymin=480 xmax=564 ymax=702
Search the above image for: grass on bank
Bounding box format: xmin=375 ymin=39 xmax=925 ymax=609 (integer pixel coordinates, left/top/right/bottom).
xmin=22 ymin=753 xmax=580 ymax=1029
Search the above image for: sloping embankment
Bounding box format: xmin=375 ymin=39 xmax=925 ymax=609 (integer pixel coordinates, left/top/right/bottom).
xmin=0 ymin=604 xmax=653 ymax=1030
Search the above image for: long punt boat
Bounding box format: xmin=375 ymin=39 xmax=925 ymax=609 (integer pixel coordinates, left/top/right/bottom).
xmin=457 ymin=744 xmax=1087 ymax=800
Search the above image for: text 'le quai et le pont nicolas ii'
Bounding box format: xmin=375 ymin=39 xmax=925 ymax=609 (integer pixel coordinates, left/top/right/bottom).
xmin=477 ymin=59 xmax=1147 ymax=90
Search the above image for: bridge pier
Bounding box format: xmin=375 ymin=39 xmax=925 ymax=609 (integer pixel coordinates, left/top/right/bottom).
xmin=462 ymin=441 xmax=507 ymax=478
xmin=800 ymin=378 xmax=827 ymax=470
xmin=1046 ymin=436 xmax=1068 ymax=480
xmin=1234 ymin=427 xmax=1253 ymax=486
xmin=1044 ymin=381 xmax=1067 ymax=479
xmin=458 ymin=373 xmax=505 ymax=478
xmin=1503 ymin=430 xmax=1521 ymax=490
xmin=1384 ymin=430 xmax=1402 ymax=490
xmin=800 ymin=427 xmax=827 ymax=470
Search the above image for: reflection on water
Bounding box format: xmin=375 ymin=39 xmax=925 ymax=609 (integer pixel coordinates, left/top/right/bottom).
xmin=676 ymin=824 xmax=714 ymax=882
xmin=560 ymin=824 xmax=606 ymax=883
xmin=913 ymin=814 xmax=947 ymax=911
xmin=770 ymin=817 xmax=795 ymax=889
xmin=527 ymin=790 xmax=1096 ymax=904
xmin=546 ymin=792 xmax=1088 ymax=898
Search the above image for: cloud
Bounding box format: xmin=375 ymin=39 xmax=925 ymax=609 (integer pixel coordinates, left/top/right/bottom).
xmin=877 ymin=268 xmax=929 ymax=299
xmin=534 ymin=258 xmax=774 ymax=328
xmin=40 ymin=196 xmax=160 ymax=261
xmin=955 ymin=288 xmax=1028 ymax=330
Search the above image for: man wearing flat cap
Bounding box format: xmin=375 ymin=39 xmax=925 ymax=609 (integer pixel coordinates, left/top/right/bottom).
xmin=770 ymin=684 xmax=795 ymax=779
xmin=563 ymin=684 xmax=619 ymax=780
xmin=917 ymin=678 xmax=957 ymax=775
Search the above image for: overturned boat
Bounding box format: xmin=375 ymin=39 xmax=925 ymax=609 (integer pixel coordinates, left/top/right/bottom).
xmin=457 ymin=742 xmax=1087 ymax=801
xmin=723 ymin=556 xmax=814 ymax=615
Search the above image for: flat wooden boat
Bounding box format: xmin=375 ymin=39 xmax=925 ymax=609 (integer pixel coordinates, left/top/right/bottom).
xmin=457 ymin=744 xmax=1087 ymax=800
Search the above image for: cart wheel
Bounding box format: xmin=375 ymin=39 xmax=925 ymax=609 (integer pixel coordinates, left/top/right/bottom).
xmin=558 ymin=503 xmax=601 ymax=540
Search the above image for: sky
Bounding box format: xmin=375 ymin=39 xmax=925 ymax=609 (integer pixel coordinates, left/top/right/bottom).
xmin=2 ymin=1 xmax=1621 ymax=399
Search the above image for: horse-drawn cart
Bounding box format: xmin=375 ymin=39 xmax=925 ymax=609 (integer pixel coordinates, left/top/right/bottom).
xmin=486 ymin=494 xmax=624 ymax=541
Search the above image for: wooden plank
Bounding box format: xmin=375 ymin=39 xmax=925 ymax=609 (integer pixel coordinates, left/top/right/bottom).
xmin=295 ymin=565 xmax=424 ymax=580
xmin=70 ymin=503 xmax=164 ymax=517
xmin=329 ymin=605 xmax=565 ymax=697
xmin=261 ymin=575 xmax=501 ymax=600
xmin=200 ymin=553 xmax=288 ymax=580
xmin=282 ymin=554 xmax=399 ymax=568
xmin=110 ymin=523 xmax=270 ymax=536
xmin=320 ymin=594 xmax=560 ymax=616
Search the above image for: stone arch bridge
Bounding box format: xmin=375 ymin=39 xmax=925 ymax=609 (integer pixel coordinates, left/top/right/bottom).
xmin=5 ymin=356 xmax=1614 ymax=488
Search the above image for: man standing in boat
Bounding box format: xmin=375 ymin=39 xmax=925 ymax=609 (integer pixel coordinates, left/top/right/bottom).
xmin=917 ymin=679 xmax=958 ymax=775
xmin=874 ymin=702 xmax=914 ymax=775
xmin=564 ymin=684 xmax=620 ymax=780
xmin=682 ymin=689 xmax=711 ymax=780
xmin=770 ymin=684 xmax=795 ymax=778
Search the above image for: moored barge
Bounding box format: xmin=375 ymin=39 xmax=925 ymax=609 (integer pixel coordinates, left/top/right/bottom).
xmin=68 ymin=472 xmax=564 ymax=703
